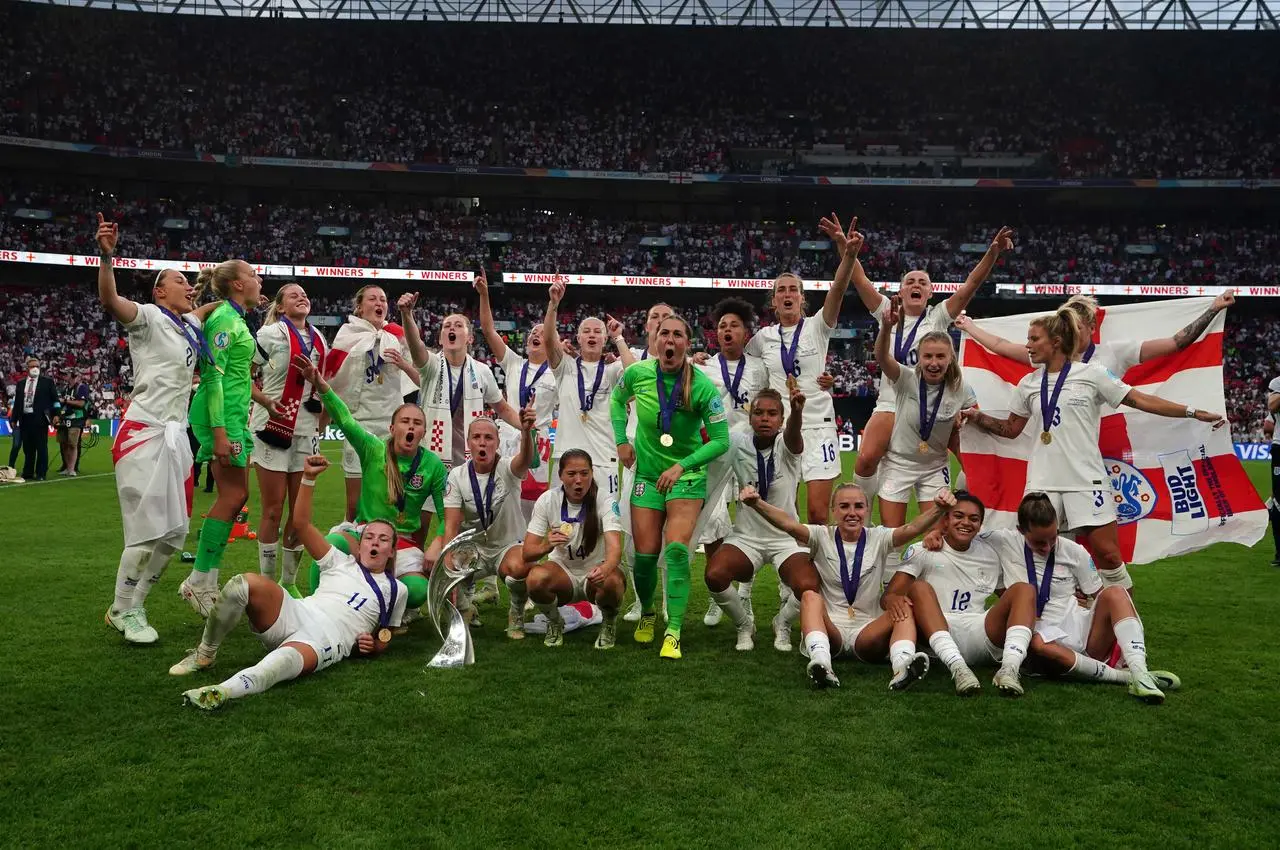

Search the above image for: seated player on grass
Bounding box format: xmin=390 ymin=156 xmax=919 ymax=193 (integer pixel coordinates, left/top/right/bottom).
xmin=521 ymin=449 xmax=626 ymax=649
xmin=882 ymin=491 xmax=1037 ymax=697
xmin=169 ymin=454 xmax=407 ymax=710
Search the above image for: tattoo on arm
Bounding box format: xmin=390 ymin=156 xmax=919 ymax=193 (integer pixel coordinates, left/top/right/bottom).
xmin=1172 ymin=306 xmax=1216 ymax=351
xmin=976 ymin=412 xmax=1019 ymax=438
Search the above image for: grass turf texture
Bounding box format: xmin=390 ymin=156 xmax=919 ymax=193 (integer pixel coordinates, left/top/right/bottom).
xmin=2 ymin=438 xmax=1278 ymax=849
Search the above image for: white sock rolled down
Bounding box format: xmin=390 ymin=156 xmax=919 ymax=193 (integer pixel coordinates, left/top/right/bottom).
xmin=804 ymin=631 xmax=832 ymax=670
xmin=112 ymin=546 xmax=150 ymax=614
xmin=131 ymin=542 xmax=178 ymax=610
xmin=889 ymin=639 xmax=916 ymax=674
xmin=1069 ymin=651 xmax=1128 ymax=684
xmin=535 ymin=599 xmax=561 ymax=622
xmin=777 ymin=591 xmax=801 ymax=626
xmin=1098 ymin=564 xmax=1133 ymax=589
xmin=220 ymin=645 xmax=305 ymax=699
xmin=737 ymin=580 xmax=754 ymax=604
xmin=281 ymin=546 xmax=304 ymax=585
xmin=258 ymin=541 xmax=278 ymax=580
xmin=1000 ymin=625 xmax=1033 ymax=672
xmin=1112 ymin=616 xmax=1149 ymax=677
xmin=201 ymin=573 xmax=250 ymax=654
xmin=928 ymin=631 xmax=967 ymax=674
xmin=504 ymin=575 xmax=529 ymax=609
xmin=710 ymin=587 xmax=750 ymax=629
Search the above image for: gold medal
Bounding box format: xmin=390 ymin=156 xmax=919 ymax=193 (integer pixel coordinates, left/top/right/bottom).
xmin=917 ymin=441 xmax=930 ymax=454
xmin=847 ymin=605 xmax=855 ymax=619
xmin=786 ymin=376 xmax=798 ymax=391
xmin=377 ymin=628 xmax=392 ymax=644
xmin=660 ymin=433 xmax=674 ymax=448
xmin=376 ymin=372 xmax=384 ymax=385
xmin=396 ymin=511 xmax=405 ymax=526
xmin=1040 ymin=431 xmax=1053 ymax=446
xmin=559 ymin=522 xmax=573 ymax=537
xmin=580 ymin=412 xmax=589 ymax=423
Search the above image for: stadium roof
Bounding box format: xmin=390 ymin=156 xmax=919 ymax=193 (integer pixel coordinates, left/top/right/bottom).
xmin=27 ymin=0 xmax=1280 ymax=28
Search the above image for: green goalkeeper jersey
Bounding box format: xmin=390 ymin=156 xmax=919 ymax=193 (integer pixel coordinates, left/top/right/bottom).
xmin=190 ymin=300 xmax=255 ymax=431
xmin=323 ymin=389 xmax=447 ymax=535
xmin=611 ymin=360 xmax=729 ymax=483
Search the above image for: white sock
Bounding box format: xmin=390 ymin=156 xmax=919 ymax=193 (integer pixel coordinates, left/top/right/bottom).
xmin=1098 ymin=564 xmax=1133 ymax=589
xmin=710 ymin=587 xmax=750 ymax=628
xmin=200 ymin=573 xmax=249 ymax=654
xmin=220 ymin=646 xmax=305 ymax=699
xmin=504 ymin=575 xmax=528 ymax=610
xmin=776 ymin=591 xmax=801 ymax=626
xmin=131 ymin=542 xmax=177 ymax=609
xmin=281 ymin=546 xmax=304 ymax=585
xmin=1069 ymin=651 xmax=1128 ymax=684
xmin=928 ymin=631 xmax=968 ymax=674
xmin=737 ymin=580 xmax=754 ymax=605
xmin=112 ymin=546 xmax=150 ymax=613
xmin=854 ymin=471 xmax=880 ymax=502
xmin=889 ymin=639 xmax=915 ymax=674
xmin=536 ymin=599 xmax=562 ymax=622
xmin=1112 ymin=617 xmax=1149 ymax=677
xmin=258 ymin=542 xmax=278 ymax=580
xmin=804 ymin=630 xmax=832 ymax=669
xmin=1000 ymin=625 xmax=1033 ymax=672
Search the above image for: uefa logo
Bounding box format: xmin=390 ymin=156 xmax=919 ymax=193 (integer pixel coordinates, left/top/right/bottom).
xmin=1105 ymin=458 xmax=1156 ymax=525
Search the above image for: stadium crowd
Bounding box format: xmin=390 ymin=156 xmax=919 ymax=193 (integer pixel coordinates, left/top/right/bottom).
xmin=4 ymin=182 xmax=1280 ymax=288
xmin=1 ymin=281 xmax=1276 ymax=441
xmin=2 ymin=5 xmax=1278 ymax=178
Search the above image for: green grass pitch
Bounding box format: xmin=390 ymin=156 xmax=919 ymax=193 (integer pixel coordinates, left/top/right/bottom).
xmin=2 ymin=438 xmax=1278 ymax=849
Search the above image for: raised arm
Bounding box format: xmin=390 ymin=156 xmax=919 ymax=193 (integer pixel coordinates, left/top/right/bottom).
xmin=397 ymin=292 xmax=431 ymax=368
xmin=609 ymin=314 xmax=638 ymax=367
xmin=474 ymin=271 xmax=509 ymax=362
xmin=783 ymin=387 xmax=806 ymax=455
xmin=954 ymin=313 xmax=1031 ymax=363
xmin=873 ymin=296 xmax=903 ymax=383
xmin=945 ymin=227 xmax=1013 ymax=319
xmin=890 ymin=489 xmax=954 ymax=548
xmin=509 ymin=400 xmax=537 ymax=479
xmin=1138 ymin=290 xmax=1235 ymax=362
xmin=95 ymin=214 xmax=139 ymax=324
xmin=817 ymin=213 xmax=861 ymax=328
xmin=741 ymin=485 xmax=811 ymax=546
xmin=294 ymin=454 xmax=338 ymax=560
xmin=543 ymin=281 xmax=566 ymax=369
xmin=1121 ymin=389 xmax=1226 ymax=427
xmin=295 ymin=354 xmax=382 ymax=457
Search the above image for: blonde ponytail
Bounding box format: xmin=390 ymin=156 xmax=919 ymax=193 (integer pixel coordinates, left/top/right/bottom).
xmin=1029 ymin=306 xmax=1084 ymax=359
xmin=193 ymin=260 xmax=242 ymax=304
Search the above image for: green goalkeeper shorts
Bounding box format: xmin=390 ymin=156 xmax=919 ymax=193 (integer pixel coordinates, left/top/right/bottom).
xmin=629 ymin=474 xmax=706 ymax=511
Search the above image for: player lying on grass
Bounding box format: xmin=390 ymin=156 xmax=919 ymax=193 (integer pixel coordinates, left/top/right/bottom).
xmin=742 ymin=482 xmax=951 ymax=690
xmin=169 ymin=454 xmax=407 ymax=710
xmin=882 ymin=491 xmax=1037 ymax=697
xmin=294 ymin=354 xmax=447 ymax=624
xmin=521 ymin=449 xmax=626 ymax=649
xmin=979 ymin=493 xmax=1181 ymax=705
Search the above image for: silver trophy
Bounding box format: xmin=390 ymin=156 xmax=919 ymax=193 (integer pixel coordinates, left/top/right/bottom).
xmin=425 ymin=528 xmax=488 ymax=669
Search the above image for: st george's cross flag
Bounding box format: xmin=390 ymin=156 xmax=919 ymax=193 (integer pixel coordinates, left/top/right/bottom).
xmin=957 ymin=297 xmax=1267 ymax=565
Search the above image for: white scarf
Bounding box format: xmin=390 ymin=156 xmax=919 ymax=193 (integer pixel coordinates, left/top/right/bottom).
xmin=422 ymin=352 xmax=489 ymax=467
xmin=325 ymin=315 xmax=405 ymax=424
xmin=23 ymin=374 xmax=37 ymax=413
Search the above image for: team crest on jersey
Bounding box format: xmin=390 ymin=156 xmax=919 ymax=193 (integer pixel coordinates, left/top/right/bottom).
xmin=230 ymin=440 xmax=244 ymax=456
xmin=409 ymin=474 xmax=424 ymax=489
xmin=611 ymin=500 xmax=622 ymax=516
xmin=214 ymin=331 xmax=229 ymax=349
xmin=1105 ymin=458 xmax=1155 ymax=525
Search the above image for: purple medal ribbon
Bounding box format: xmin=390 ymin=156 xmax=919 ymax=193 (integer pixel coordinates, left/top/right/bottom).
xmin=778 ymin=320 xmax=803 ymax=380
xmin=1024 ymin=542 xmax=1056 ymax=617
xmin=577 ymin=357 xmax=606 ymax=415
xmin=756 ymin=446 xmax=775 ymax=502
xmin=395 ymin=448 xmax=424 ymax=517
xmin=835 ymin=527 xmax=868 ymax=608
xmin=560 ymin=497 xmax=583 ymax=526
xmin=358 ymin=564 xmax=399 ymax=629
xmin=918 ymin=374 xmax=945 ymax=443
xmin=1040 ymin=362 xmax=1071 ymax=436
xmin=157 ymin=305 xmax=214 ymax=366
xmin=446 ymin=361 xmax=466 ymax=414
xmin=519 ymin=360 xmax=549 ymax=409
xmin=720 ymin=356 xmax=747 ymax=408
xmin=1082 ymin=342 xmax=1096 ymax=363
xmin=655 ymin=361 xmax=684 ymax=436
xmin=893 ymin=311 xmax=927 ymax=362
xmin=285 ymin=321 xmax=318 ymax=387
xmin=468 ymin=461 xmax=497 ymax=529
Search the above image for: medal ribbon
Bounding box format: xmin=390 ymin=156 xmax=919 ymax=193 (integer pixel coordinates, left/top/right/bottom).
xmin=756 ymin=446 xmax=775 ymax=503
xmin=1082 ymin=342 xmax=1096 ymax=363
xmin=778 ymin=320 xmax=803 ymax=380
xmin=893 ymin=311 xmax=926 ymax=362
xmin=918 ymin=374 xmax=946 ymax=443
xmin=446 ymin=360 xmax=465 ymax=414
xmin=1039 ymin=362 xmax=1071 ymax=437
xmin=157 ymin=305 xmax=215 ymax=366
xmin=835 ymin=527 xmax=868 ymax=607
xmin=720 ymin=356 xmax=747 ymax=408
xmin=655 ymin=362 xmax=684 ymax=436
xmin=468 ymin=461 xmax=497 ymax=529
xmin=1024 ymin=542 xmax=1056 ymax=617
xmin=560 ymin=497 xmax=584 ymax=525
xmin=577 ymin=357 xmax=606 ymax=415
xmin=519 ymin=360 xmax=549 ymax=409
xmin=359 ymin=564 xmax=399 ymax=630
xmin=395 ymin=448 xmax=424 ymax=516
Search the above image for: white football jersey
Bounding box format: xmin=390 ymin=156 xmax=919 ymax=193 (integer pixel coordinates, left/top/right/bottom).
xmin=746 ymin=318 xmax=836 ymax=428
xmin=307 ymin=547 xmax=409 ymax=657
xmin=871 ymin=298 xmax=954 ymax=403
xmin=528 ymin=487 xmax=623 ymax=575
xmin=897 ymin=537 xmax=1003 ymax=616
xmin=500 ymin=349 xmax=557 ymax=431
xmin=808 ymin=524 xmax=897 ymax=623
xmin=421 ymin=354 xmax=504 ymax=466
xmin=730 ymin=431 xmax=802 ymax=543
xmin=1009 ymin=361 xmax=1131 ymax=491
xmin=888 ymin=367 xmax=977 ymax=470
xmin=980 ymin=528 xmax=1102 ymax=624
xmin=443 ymin=457 xmax=526 ymax=549
xmin=551 ymin=355 xmax=625 ymax=475
xmin=121 ymin=303 xmax=200 ymax=423
xmin=251 ymin=320 xmax=327 ymax=435
xmin=1081 ymin=339 xmax=1141 ymax=377
xmin=699 ymin=353 xmax=769 ymax=437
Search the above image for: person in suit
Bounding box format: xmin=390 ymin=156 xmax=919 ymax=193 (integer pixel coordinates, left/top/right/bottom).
xmin=10 ymin=358 xmax=58 ymax=481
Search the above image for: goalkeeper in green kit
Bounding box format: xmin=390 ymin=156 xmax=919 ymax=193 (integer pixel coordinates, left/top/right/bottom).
xmin=611 ymin=315 xmax=730 ymax=659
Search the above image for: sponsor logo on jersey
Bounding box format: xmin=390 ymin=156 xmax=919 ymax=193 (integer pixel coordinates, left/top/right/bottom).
xmin=1105 ymin=458 xmax=1156 ymax=526
xmin=214 ymin=331 xmax=229 ymax=349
